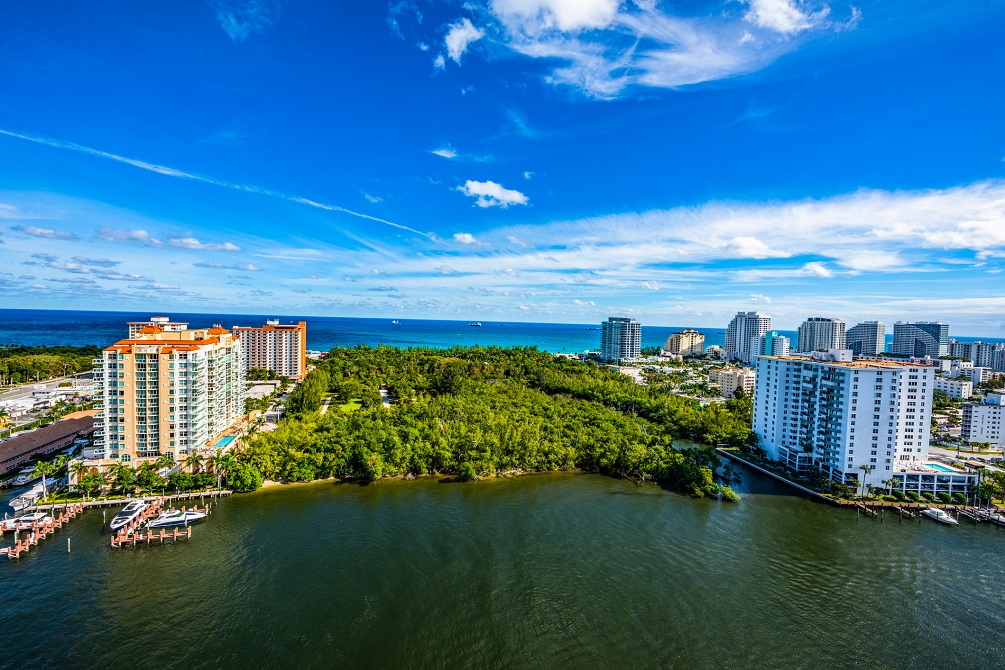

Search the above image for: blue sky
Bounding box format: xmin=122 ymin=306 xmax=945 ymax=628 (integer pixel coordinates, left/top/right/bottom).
xmin=1 ymin=0 xmax=1004 ymax=334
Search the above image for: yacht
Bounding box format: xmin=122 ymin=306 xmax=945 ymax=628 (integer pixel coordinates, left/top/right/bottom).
xmin=146 ymin=509 xmax=207 ymax=528
xmin=109 ymin=501 xmax=148 ymax=532
xmin=1 ymin=512 xmax=52 ymax=533
xmin=468 ymin=322 xmax=482 ymax=327
xmin=391 ymin=320 xmax=399 ymax=325
xmin=12 ymin=467 xmax=37 ymax=486
xmin=921 ymin=508 xmax=959 ymax=526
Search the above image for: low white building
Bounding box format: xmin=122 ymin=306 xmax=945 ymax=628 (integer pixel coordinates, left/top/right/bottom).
xmin=709 ymin=368 xmax=755 ymax=397
xmin=961 ymin=393 xmax=1005 ymax=446
xmin=934 ymin=376 xmax=973 ymax=399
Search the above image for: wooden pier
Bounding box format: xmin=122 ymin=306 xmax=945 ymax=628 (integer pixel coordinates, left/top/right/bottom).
xmin=0 ymin=503 xmax=85 ymax=560
xmin=30 ymin=490 xmax=232 ymax=512
xmin=109 ymin=498 xmax=210 ymax=548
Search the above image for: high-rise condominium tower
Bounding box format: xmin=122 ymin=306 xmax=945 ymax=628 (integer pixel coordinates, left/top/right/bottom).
xmin=725 ymin=311 xmax=771 ymax=363
xmin=796 ymin=317 xmax=846 ymax=352
xmin=233 ymin=320 xmax=308 ymax=381
xmin=846 ymin=321 xmax=886 ymax=356
xmin=600 ymin=317 xmax=641 ymax=363
xmin=891 ymin=322 xmax=949 ymax=357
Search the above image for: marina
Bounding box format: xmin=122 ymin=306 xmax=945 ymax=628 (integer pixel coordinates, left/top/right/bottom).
xmin=0 ymin=502 xmax=84 ymax=560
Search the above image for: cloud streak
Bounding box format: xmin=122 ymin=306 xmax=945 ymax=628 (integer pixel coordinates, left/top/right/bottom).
xmin=0 ymin=128 xmax=431 ymax=238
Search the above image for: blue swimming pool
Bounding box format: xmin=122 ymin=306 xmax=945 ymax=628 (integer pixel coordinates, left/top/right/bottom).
xmin=215 ymin=436 xmax=236 ymax=449
xmin=925 ymin=462 xmax=956 ymax=473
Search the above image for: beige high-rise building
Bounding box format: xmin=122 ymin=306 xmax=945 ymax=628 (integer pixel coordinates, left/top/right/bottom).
xmin=663 ymin=329 xmax=705 ymax=357
xmin=232 ymin=320 xmax=307 ymax=381
xmin=91 ymin=324 xmax=245 ymax=468
xmin=709 ymin=368 xmax=756 ymax=397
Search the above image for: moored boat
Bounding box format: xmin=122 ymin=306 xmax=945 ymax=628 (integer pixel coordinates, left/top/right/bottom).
xmin=109 ymin=501 xmax=148 ymax=531
xmin=12 ymin=467 xmax=37 ymax=486
xmin=146 ymin=509 xmax=207 ymax=528
xmin=1 ymin=512 xmax=52 ymax=533
xmin=921 ymin=508 xmax=959 ymax=526
xmin=8 ymin=478 xmax=59 ymax=511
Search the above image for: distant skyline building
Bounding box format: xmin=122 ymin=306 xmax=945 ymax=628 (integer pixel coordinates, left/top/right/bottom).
xmin=600 ymin=317 xmax=641 ymax=363
xmin=961 ymin=394 xmax=1004 ymax=447
xmin=725 ymin=311 xmax=771 ymax=363
xmin=891 ymin=322 xmax=949 ymax=358
xmin=796 ymin=317 xmax=846 ymax=352
xmin=846 ymin=321 xmax=885 ymax=356
xmin=753 ymin=331 xmax=791 ymax=358
xmin=947 ymin=339 xmax=1005 ymax=371
xmin=127 ymin=316 xmax=189 ymax=339
xmin=662 ymin=329 xmax=705 ymax=357
xmin=233 ymin=319 xmax=308 ymax=381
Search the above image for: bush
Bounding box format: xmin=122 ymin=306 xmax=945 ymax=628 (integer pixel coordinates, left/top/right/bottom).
xmin=953 ymin=492 xmax=967 ymax=504
xmin=906 ymin=491 xmax=919 ymax=501
xmin=937 ymin=492 xmax=952 ymax=504
xmin=892 ymin=490 xmax=906 ymax=501
xmin=921 ymin=492 xmax=935 ymax=502
xmin=718 ymin=484 xmax=740 ymax=502
xmin=457 ymin=462 xmax=478 ymax=482
xmin=227 ymin=461 xmax=263 ymax=493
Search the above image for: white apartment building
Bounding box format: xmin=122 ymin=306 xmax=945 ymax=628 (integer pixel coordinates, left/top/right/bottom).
xmin=933 ymin=376 xmax=973 ymax=399
xmin=127 ymin=316 xmax=189 ymax=339
xmin=600 ymin=317 xmax=642 ymax=363
xmin=948 ymin=339 xmax=1005 ymax=370
xmin=753 ymin=331 xmax=791 ymax=357
xmin=961 ymin=394 xmax=1005 ymax=447
xmin=92 ymin=324 xmax=245 ymax=468
xmin=845 ymin=321 xmax=885 ymax=356
xmin=709 ymin=368 xmax=756 ymax=397
xmin=891 ymin=322 xmax=949 ymax=357
xmin=232 ymin=320 xmax=308 ymax=381
xmin=753 ymin=350 xmax=935 ymax=490
xmin=725 ymin=311 xmax=771 ymax=363
xmin=796 ymin=317 xmax=846 ymax=352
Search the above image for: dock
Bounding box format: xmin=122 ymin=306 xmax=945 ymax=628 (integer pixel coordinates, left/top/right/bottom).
xmin=29 ymin=490 xmax=232 ymax=512
xmin=0 ymin=503 xmax=85 ymax=560
xmin=109 ymin=497 xmax=209 ymax=548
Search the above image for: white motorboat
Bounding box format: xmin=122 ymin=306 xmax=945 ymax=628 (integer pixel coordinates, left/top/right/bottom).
xmin=146 ymin=509 xmax=207 ymax=528
xmin=12 ymin=467 xmax=37 ymax=486
xmin=8 ymin=478 xmax=59 ymax=511
xmin=108 ymin=501 xmax=148 ymax=531
xmin=922 ymin=508 xmax=959 ymax=526
xmin=1 ymin=512 xmax=52 ymax=533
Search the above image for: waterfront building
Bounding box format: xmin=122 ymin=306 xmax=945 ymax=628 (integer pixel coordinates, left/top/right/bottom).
xmin=796 ymin=317 xmax=846 ymax=352
xmin=846 ymin=321 xmax=885 ymax=356
xmin=127 ymin=315 xmax=189 ymax=339
xmin=233 ymin=320 xmax=308 ymax=381
xmin=933 ymin=376 xmax=973 ymax=399
xmin=600 ymin=317 xmax=641 ymax=363
xmin=753 ymin=331 xmax=791 ymax=358
xmin=0 ymin=415 xmax=96 ymax=476
xmin=662 ymin=329 xmax=705 ymax=357
xmin=753 ymin=350 xmax=938 ymax=491
xmin=891 ymin=322 xmax=949 ymax=357
xmin=961 ymin=394 xmax=1005 ymax=447
xmin=725 ymin=311 xmax=771 ymax=363
xmin=91 ymin=324 xmax=245 ymax=469
xmin=709 ymin=368 xmax=756 ymax=398
xmin=947 ymin=340 xmax=1005 ymax=371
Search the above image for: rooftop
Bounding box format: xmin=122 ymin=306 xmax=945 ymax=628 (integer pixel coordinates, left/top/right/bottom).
xmin=0 ymin=416 xmax=96 ymax=465
xmin=757 ymin=355 xmax=934 ymax=369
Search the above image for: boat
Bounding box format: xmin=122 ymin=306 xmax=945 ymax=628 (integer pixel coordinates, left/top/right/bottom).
xmin=468 ymin=322 xmax=482 ymax=327
xmin=921 ymin=508 xmax=959 ymax=526
xmin=391 ymin=320 xmax=399 ymax=325
xmin=1 ymin=512 xmax=52 ymax=533
xmin=12 ymin=467 xmax=37 ymax=486
xmin=108 ymin=501 xmax=148 ymax=531
xmin=586 ymin=327 xmax=600 ymax=331
xmin=146 ymin=509 xmax=207 ymax=528
xmin=8 ymin=478 xmax=58 ymax=511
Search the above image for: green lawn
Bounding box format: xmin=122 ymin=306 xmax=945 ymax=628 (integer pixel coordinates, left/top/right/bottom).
xmin=339 ymin=398 xmax=362 ymax=413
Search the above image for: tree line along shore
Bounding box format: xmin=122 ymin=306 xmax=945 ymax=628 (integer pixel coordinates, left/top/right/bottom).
xmin=231 ymin=346 xmax=753 ymax=498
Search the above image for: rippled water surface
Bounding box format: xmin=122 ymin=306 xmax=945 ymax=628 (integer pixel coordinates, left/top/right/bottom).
xmin=1 ymin=468 xmax=1003 ymax=669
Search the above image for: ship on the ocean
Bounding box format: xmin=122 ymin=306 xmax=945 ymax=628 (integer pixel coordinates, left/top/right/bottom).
xmin=469 ymin=322 xmax=482 ymax=327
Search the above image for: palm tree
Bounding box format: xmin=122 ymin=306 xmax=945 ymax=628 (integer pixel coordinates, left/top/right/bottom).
xmin=185 ymin=452 xmax=204 ymax=474
xmin=208 ymin=453 xmax=233 ymax=489
xmin=33 ymin=461 xmax=57 ymax=502
xmin=69 ymin=461 xmax=89 ymax=491
xmin=155 ymin=453 xmax=175 ymax=474
xmin=859 ymin=464 xmax=875 ymax=499
xmin=882 ymin=478 xmax=898 ymax=497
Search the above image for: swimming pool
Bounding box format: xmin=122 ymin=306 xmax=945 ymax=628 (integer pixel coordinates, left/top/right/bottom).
xmin=215 ymin=436 xmax=236 ymax=449
xmin=925 ymin=462 xmax=957 ymax=473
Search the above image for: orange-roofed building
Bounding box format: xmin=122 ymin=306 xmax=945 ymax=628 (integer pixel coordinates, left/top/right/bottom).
xmin=232 ymin=319 xmax=307 ymax=381
xmin=90 ymin=323 xmax=245 ymax=470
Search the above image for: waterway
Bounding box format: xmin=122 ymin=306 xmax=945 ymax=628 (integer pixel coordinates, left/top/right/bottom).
xmin=1 ymin=467 xmax=1003 ymax=669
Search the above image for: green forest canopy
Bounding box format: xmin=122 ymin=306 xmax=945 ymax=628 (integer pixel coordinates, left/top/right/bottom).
xmin=235 ymin=346 xmax=752 ymax=497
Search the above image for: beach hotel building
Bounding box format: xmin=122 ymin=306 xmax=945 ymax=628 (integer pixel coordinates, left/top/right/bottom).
xmin=752 ymin=350 xmax=974 ymax=495
xmin=90 ymin=323 xmax=245 ymax=469
xmin=232 ymin=320 xmax=308 ymax=381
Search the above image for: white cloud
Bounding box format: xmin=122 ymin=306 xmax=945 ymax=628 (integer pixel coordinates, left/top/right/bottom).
xmin=433 ymin=54 xmax=446 ymax=69
xmin=523 ymin=171 xmax=534 ymax=180
xmin=457 ymin=180 xmax=529 ymax=208
xmin=723 ymin=236 xmax=790 ymax=259
xmin=437 ymin=265 xmax=457 ymax=274
xmin=97 ymin=228 xmax=162 ymax=246
xmin=641 ymin=280 xmax=661 ymax=291
xmin=453 ymin=232 xmax=479 ymax=245
xmin=211 ymin=0 xmax=281 ymax=42
xmin=169 ymin=236 xmax=241 ymax=251
xmin=491 ymin=0 xmax=621 ymax=33
xmin=13 ymin=225 xmax=76 ymax=240
xmin=431 ymin=146 xmax=458 ymax=159
xmin=744 ymin=0 xmax=830 ymax=35
xmin=445 ymin=17 xmax=485 ymax=63
xmin=750 ymin=293 xmax=772 ymax=303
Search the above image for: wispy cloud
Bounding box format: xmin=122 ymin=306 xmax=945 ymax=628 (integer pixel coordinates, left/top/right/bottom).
xmin=0 ymin=128 xmax=430 ymax=238
xmin=444 ymin=17 xmax=485 ymax=64
xmin=13 ymin=225 xmax=76 ymax=240
xmin=210 ymin=0 xmax=282 ymax=42
xmin=431 ymin=146 xmax=458 ymax=159
xmin=194 ymin=261 xmax=262 ymax=271
xmin=96 ymin=228 xmax=240 ymax=251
